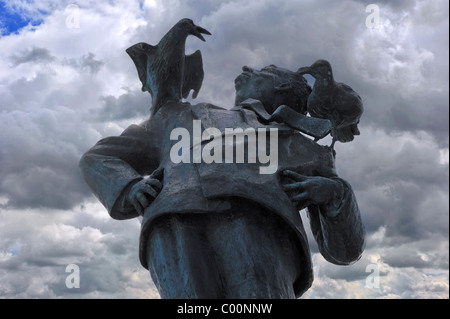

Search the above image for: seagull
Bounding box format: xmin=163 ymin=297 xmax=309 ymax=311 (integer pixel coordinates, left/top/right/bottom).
xmin=297 ymin=59 xmax=363 ymax=149
xmin=126 ymin=18 xmax=211 ymax=114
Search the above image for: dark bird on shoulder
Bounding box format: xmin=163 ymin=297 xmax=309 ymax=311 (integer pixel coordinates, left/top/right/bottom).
xmin=126 ymin=18 xmax=211 ymax=114
xmin=297 ymin=59 xmax=363 ymax=149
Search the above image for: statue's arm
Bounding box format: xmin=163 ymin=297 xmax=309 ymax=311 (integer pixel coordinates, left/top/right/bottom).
xmin=79 ymin=124 xmax=160 ymax=220
xmin=282 ymin=170 xmax=365 ymax=265
xmin=307 ymin=178 xmax=365 ymax=265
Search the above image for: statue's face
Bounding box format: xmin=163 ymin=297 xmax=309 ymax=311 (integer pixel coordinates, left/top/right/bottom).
xmin=234 ymin=66 xmax=288 ymax=114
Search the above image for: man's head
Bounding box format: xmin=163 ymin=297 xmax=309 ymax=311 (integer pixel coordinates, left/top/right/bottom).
xmin=234 ymin=64 xmax=311 ymax=115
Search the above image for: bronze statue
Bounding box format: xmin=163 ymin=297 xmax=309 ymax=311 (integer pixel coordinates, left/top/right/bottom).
xmin=79 ymin=19 xmax=365 ymax=298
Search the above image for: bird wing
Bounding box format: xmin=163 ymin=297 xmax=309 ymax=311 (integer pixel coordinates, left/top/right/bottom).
xmin=334 ymin=82 xmax=364 ymax=126
xmin=182 ymin=50 xmax=204 ymax=99
xmin=126 ymin=42 xmax=157 ymax=93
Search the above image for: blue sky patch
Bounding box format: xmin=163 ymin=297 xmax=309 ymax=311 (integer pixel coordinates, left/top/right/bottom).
xmin=9 ymin=247 xmax=20 ymax=256
xmin=0 ymin=2 xmax=44 ymax=36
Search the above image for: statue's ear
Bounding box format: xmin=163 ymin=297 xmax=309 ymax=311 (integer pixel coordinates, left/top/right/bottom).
xmin=126 ymin=42 xmax=156 ymax=93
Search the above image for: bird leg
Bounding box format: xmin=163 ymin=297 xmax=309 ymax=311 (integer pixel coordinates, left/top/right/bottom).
xmin=330 ymin=136 xmax=336 ymax=149
xmin=329 ymin=127 xmax=336 ymax=149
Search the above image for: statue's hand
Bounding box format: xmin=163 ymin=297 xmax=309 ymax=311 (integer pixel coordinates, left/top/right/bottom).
xmin=282 ymin=170 xmax=343 ymax=213
xmin=127 ymin=168 xmax=163 ymax=216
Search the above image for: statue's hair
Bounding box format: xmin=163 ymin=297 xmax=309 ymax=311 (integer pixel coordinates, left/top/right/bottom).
xmin=261 ymin=65 xmax=311 ymax=115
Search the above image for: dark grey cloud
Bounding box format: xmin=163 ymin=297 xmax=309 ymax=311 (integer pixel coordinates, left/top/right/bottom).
xmin=10 ymin=46 xmax=55 ymax=66
xmin=63 ymin=52 xmax=104 ymax=75
xmin=97 ymin=88 xmax=150 ymax=121
xmin=0 ymin=204 xmax=156 ymax=298
xmin=383 ymin=241 xmax=449 ymax=269
xmin=0 ymin=43 xmax=142 ymax=211
xmin=355 ymin=0 xmax=416 ymax=9
xmin=0 ymin=86 xmax=97 ymax=209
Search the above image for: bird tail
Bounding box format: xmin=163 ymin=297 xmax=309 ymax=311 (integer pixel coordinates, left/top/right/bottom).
xmin=351 ymin=123 xmax=360 ymax=136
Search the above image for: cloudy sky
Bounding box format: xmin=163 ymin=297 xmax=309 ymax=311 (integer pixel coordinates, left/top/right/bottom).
xmin=0 ymin=0 xmax=448 ymax=299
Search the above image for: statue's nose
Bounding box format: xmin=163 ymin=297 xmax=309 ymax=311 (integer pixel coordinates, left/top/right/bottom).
xmin=242 ymin=66 xmax=254 ymax=73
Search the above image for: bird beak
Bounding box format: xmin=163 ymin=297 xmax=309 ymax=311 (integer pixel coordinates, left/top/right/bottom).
xmin=297 ymin=66 xmax=311 ymax=75
xmin=192 ymin=25 xmax=211 ymax=42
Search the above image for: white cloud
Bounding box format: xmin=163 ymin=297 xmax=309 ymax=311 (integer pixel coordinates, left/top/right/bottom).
xmin=0 ymin=203 xmax=158 ymax=298
xmin=352 ymin=2 xmax=444 ymax=97
xmin=302 ymin=248 xmax=449 ymax=299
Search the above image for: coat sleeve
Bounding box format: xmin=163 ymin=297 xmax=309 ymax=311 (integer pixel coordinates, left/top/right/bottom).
xmin=79 ymin=124 xmax=160 ymax=220
xmin=307 ymin=177 xmax=365 ymax=265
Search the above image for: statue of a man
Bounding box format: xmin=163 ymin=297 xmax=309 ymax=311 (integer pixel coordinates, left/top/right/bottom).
xmin=79 ymin=20 xmax=365 ymax=298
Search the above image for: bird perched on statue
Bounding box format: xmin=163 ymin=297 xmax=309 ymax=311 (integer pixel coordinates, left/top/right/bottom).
xmin=126 ymin=18 xmax=211 ymax=114
xmin=297 ymin=59 xmax=363 ymax=149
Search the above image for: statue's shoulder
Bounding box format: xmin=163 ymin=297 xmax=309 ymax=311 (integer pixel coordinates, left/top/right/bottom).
xmin=145 ymin=102 xmax=193 ymax=125
xmin=117 ymin=122 xmax=150 ymax=138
